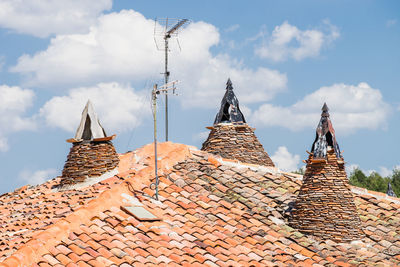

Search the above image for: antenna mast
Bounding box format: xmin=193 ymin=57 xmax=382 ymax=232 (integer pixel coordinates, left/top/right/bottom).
xmin=154 ymin=18 xmax=189 ymax=141
xmin=150 ymin=80 xmax=179 ymax=200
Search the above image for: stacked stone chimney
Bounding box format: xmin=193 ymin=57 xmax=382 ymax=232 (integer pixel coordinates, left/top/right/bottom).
xmin=201 ymin=79 xmax=274 ymax=167
xmin=61 ymin=100 xmax=120 ymax=186
xmin=290 ymin=103 xmax=364 ymax=242
xmin=387 ymin=182 xmax=397 ymax=197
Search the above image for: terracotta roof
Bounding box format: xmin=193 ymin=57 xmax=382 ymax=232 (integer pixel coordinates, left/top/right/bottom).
xmin=0 ymin=175 xmax=119 ymax=260
xmin=1 ymin=142 xmax=400 ymax=266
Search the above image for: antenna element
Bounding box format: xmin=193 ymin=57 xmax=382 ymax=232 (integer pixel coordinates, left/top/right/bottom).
xmin=150 ymin=81 xmax=179 ymax=200
xmin=154 ymin=18 xmax=189 ymax=141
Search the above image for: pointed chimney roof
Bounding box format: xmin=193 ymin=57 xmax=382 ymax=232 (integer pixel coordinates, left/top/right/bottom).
xmin=202 ymin=78 xmax=274 ymax=167
xmin=213 ymin=79 xmax=246 ymax=125
xmin=75 ymin=100 xmax=106 ymax=141
xmin=61 ymin=100 xmax=119 ymax=186
xmin=387 ymin=182 xmax=397 ymax=197
xmin=311 ymin=103 xmax=342 ymax=159
xmin=67 ymin=100 xmax=115 ymax=143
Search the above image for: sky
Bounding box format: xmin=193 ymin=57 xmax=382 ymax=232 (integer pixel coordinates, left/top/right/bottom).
xmin=0 ymin=0 xmax=399 ymax=193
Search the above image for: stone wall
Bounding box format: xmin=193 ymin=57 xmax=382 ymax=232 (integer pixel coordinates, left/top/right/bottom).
xmin=201 ymin=123 xmax=275 ymax=167
xmin=61 ymin=141 xmax=120 ymax=185
xmin=290 ymin=149 xmax=364 ymax=242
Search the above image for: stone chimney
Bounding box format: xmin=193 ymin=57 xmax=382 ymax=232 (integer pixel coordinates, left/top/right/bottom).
xmin=201 ymin=79 xmax=274 ymax=167
xmin=61 ymin=100 xmax=120 ymax=186
xmin=290 ymin=103 xmax=364 ymax=242
xmin=387 ymin=182 xmax=397 ymax=197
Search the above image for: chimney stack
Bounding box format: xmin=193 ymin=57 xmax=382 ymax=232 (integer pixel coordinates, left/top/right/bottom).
xmin=387 ymin=182 xmax=397 ymax=197
xmin=60 ymin=100 xmax=120 ymax=186
xmin=201 ymin=79 xmax=274 ymax=167
xmin=290 ymin=103 xmax=364 ymax=242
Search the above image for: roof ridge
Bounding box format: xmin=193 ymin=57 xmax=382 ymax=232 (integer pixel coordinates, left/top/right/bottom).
xmin=351 ymin=186 xmax=400 ymax=204
xmin=0 ymin=142 xmax=193 ymax=266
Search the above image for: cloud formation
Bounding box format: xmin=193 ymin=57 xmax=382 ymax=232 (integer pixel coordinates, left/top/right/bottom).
xmin=386 ymin=19 xmax=397 ymax=27
xmin=39 ymin=82 xmax=149 ymax=134
xmin=271 ymin=146 xmax=300 ymax=172
xmin=225 ymin=24 xmax=240 ymax=33
xmin=252 ymin=82 xmax=390 ymax=134
xmin=0 ymin=85 xmax=36 ymax=151
xmin=0 ymin=0 xmax=112 ymax=37
xmin=11 ymin=10 xmax=287 ymax=108
xmin=19 ymin=168 xmax=57 ymax=185
xmin=255 ymin=20 xmax=339 ymax=62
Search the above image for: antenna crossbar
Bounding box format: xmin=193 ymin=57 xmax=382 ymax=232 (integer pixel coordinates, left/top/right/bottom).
xmin=166 ymin=19 xmax=189 ymax=37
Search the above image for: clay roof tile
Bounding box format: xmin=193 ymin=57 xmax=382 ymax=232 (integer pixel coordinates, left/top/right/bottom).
xmin=0 ymin=142 xmax=399 ymax=266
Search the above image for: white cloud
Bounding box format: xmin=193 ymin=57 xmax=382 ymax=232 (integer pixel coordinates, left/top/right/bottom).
xmin=271 ymin=146 xmax=300 ymax=172
xmin=0 ymin=56 xmax=4 ymax=71
xmin=193 ymin=131 xmax=209 ymax=142
xmin=11 ymin=10 xmax=287 ymax=108
xmin=386 ymin=19 xmax=397 ymax=27
xmin=252 ymin=82 xmax=390 ymax=134
xmin=346 ymin=163 xmax=359 ymax=176
xmin=345 ymin=163 xmax=400 ymax=177
xmin=39 ymin=82 xmax=149 ymax=134
xmin=12 ymin=10 xmax=159 ymax=87
xmin=255 ymin=20 xmax=339 ymax=62
xmin=378 ymin=166 xmax=393 ymax=177
xmin=175 ymin=55 xmax=287 ymax=108
xmin=225 ymin=24 xmax=239 ymax=32
xmin=368 ymin=166 xmax=400 ymax=177
xmin=0 ymin=0 xmax=112 ymax=37
xmin=0 ymin=136 xmax=9 ymax=152
xmin=19 ymin=168 xmax=57 ymax=185
xmin=0 ymin=85 xmax=36 ymax=151
xmin=240 ymin=105 xmax=252 ymax=120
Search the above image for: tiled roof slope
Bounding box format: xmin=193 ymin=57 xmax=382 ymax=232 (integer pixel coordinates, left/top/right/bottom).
xmin=0 ymin=176 xmax=120 ymax=261
xmin=1 ymin=143 xmax=400 ymax=266
xmin=0 ymin=146 xmax=146 ymax=261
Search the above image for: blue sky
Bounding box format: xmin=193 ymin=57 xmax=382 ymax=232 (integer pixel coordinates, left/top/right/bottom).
xmin=0 ymin=0 xmax=399 ymax=193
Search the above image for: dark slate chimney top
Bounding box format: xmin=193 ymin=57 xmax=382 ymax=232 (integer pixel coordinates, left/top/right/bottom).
xmin=213 ymin=78 xmax=246 ymax=125
xmin=321 ymin=102 xmax=329 ymax=116
xmin=226 ymin=78 xmax=233 ymax=90
xmin=311 ymin=103 xmax=342 ymax=159
xmin=387 ymin=182 xmax=397 ymax=197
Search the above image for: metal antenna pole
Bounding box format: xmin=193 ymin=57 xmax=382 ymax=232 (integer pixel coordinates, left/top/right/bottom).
xmin=150 ymin=80 xmax=179 ymax=200
xmin=152 ymin=84 xmax=159 ymax=200
xmin=164 ymin=33 xmax=169 ymax=142
xmin=154 ymin=18 xmax=189 ymax=142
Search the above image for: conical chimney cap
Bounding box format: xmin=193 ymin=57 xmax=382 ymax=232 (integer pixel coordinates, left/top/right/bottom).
xmin=311 ymin=103 xmax=341 ymax=159
xmin=67 ymin=100 xmax=115 ymax=143
xmin=321 ymin=102 xmax=329 ymax=116
xmin=213 ymin=78 xmax=246 ymax=125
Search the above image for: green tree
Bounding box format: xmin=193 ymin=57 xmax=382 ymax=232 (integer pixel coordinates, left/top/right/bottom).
xmin=349 ymin=168 xmax=368 ymax=188
xmin=348 ymin=168 xmax=390 ymax=194
xmin=391 ymin=169 xmax=400 ymax=197
xmin=366 ymin=172 xmax=388 ymax=193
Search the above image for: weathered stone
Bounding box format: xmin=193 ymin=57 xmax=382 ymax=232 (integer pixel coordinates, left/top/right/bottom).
xmin=290 ymin=149 xmax=364 ymax=242
xmin=201 ymin=123 xmax=274 ymax=167
xmin=61 ymin=141 xmax=119 ymax=185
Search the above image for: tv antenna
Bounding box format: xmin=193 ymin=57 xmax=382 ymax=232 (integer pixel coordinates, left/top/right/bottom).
xmin=154 ymin=18 xmax=189 ymax=141
xmin=150 ymin=80 xmax=179 ymax=200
